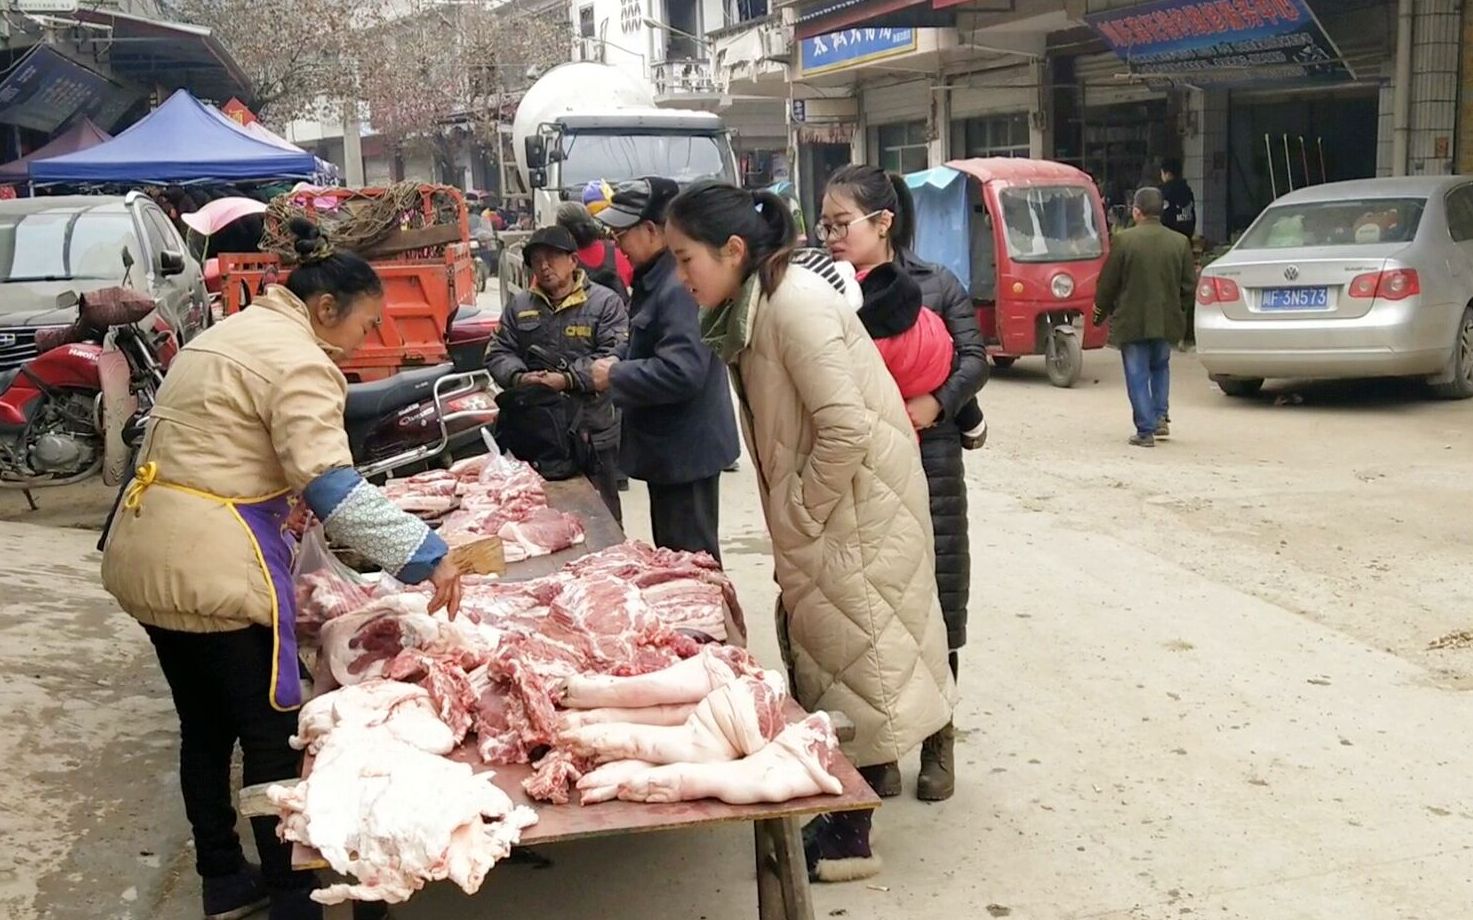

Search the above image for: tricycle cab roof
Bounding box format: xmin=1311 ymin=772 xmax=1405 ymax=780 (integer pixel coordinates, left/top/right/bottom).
xmin=945 ymin=157 xmax=1095 ymax=188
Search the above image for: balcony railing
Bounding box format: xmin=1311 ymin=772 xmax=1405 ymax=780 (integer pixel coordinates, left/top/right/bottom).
xmin=651 ymin=58 xmax=717 ymax=96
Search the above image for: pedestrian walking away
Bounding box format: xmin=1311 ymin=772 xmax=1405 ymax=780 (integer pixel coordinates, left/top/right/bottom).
xmin=1093 ymin=187 xmax=1196 ymax=448
xmin=486 ymin=225 xmax=629 ymax=521
xmin=588 ymin=176 xmax=740 ymax=565
xmin=666 ymin=180 xmax=954 ymax=883
xmin=98 ymin=218 xmax=462 ymax=920
xmin=822 ymin=164 xmax=989 ymax=802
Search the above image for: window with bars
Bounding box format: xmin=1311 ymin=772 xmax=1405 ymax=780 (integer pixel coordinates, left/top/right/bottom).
xmin=950 ymin=113 xmax=1031 ymax=159
xmin=876 ymin=121 xmax=929 ymax=174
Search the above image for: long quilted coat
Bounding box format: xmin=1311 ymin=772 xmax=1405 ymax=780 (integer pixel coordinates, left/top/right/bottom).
xmin=725 ymin=263 xmax=955 ymax=767
xmin=896 ymin=248 xmax=989 ymax=650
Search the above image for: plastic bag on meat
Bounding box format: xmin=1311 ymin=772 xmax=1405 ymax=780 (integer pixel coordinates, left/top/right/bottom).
xmin=293 ymin=523 xmax=377 ymax=645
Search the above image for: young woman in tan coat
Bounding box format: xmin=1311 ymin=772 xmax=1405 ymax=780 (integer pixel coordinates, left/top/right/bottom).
xmin=665 ymin=181 xmax=954 ymax=882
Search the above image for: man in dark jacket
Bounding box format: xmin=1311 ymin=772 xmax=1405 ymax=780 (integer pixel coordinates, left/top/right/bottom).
xmin=1159 ymin=158 xmax=1196 ymax=240
xmin=1093 ymin=187 xmax=1196 ymax=448
xmin=487 ymin=225 xmax=629 ymax=519
xmin=589 ymin=177 xmax=739 ymax=561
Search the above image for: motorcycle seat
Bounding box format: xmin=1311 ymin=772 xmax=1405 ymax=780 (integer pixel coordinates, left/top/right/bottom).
xmin=0 ymin=367 xmax=17 ymax=396
xmin=343 ymin=364 xmax=455 ymax=422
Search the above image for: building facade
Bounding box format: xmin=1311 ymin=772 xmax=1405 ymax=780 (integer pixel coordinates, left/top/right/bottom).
xmin=711 ymin=0 xmax=1463 ymax=242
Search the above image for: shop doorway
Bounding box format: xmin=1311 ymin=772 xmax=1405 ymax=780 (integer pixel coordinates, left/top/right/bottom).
xmin=800 ymin=141 xmax=851 ymax=234
xmin=1226 ymin=89 xmax=1379 ymax=234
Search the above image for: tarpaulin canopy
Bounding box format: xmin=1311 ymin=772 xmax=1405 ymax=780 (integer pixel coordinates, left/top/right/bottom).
xmin=29 ymin=89 xmax=318 ymax=184
xmin=904 ymin=166 xmax=971 ymax=290
xmin=0 ymin=118 xmax=111 ymax=182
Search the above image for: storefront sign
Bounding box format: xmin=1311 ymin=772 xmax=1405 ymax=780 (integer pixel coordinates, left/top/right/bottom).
xmin=0 ymin=46 xmax=122 ymax=133
xmin=1086 ymin=0 xmax=1350 ymax=86
xmin=800 ymin=27 xmax=917 ymax=77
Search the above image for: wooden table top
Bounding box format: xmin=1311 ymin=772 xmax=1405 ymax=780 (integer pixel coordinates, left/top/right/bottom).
xmin=292 ymin=473 xmax=879 ymax=871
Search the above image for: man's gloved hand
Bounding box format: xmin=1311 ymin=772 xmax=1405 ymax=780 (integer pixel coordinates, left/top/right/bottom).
xmin=1092 ymin=305 xmax=1108 ymax=327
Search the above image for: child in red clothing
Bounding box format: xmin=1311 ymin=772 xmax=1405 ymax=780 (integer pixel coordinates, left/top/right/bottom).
xmin=858 ymin=264 xmax=986 ymax=446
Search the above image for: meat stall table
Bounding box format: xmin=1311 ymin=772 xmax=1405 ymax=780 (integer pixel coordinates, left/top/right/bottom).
xmin=248 ymin=476 xmax=880 ymax=920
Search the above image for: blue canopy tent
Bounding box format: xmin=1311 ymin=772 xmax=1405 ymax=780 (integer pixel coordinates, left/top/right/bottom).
xmin=29 ymin=89 xmax=318 ymax=184
xmin=903 ymin=166 xmax=971 ymax=291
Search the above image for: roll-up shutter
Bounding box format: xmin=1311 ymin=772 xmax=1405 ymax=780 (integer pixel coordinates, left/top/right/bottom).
xmin=862 ymin=79 xmax=931 ymax=126
xmin=1074 ymin=51 xmax=1160 ymax=108
xmin=950 ymin=64 xmax=1036 ymax=120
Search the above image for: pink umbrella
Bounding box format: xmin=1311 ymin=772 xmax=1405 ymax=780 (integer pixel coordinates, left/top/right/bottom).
xmin=181 ymin=196 xmax=268 ymax=236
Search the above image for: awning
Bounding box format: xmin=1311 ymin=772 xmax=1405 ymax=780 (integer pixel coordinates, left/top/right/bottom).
xmin=0 ymin=117 xmax=110 ymax=181
xmin=1083 ymin=0 xmax=1352 ymax=87
xmin=795 ymin=0 xmax=957 ymax=40
xmin=70 ymin=8 xmax=252 ymax=103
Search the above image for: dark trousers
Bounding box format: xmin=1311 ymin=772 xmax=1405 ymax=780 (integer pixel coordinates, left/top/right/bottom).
xmin=586 ymin=445 xmax=623 ymax=527
xmin=647 ymin=474 xmax=722 ymax=563
xmin=1121 ymin=339 xmax=1172 ymax=436
xmin=145 ymin=624 xmax=315 ymax=894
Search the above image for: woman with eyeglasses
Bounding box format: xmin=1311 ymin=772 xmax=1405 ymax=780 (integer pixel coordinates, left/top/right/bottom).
xmin=665 ymin=181 xmax=953 ymax=882
xmin=820 ymin=164 xmax=988 ymax=803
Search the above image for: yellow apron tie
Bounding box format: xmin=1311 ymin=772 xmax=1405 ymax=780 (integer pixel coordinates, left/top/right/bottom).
xmin=122 ymin=461 xmax=159 ymax=514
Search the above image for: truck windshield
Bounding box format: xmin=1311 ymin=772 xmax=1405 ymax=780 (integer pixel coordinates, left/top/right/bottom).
xmin=997 ymin=186 xmax=1103 ymax=263
xmin=559 ymin=131 xmax=732 ymax=187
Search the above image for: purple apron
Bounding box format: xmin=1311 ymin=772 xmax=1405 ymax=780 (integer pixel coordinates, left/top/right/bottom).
xmin=234 ymin=495 xmax=303 ymax=711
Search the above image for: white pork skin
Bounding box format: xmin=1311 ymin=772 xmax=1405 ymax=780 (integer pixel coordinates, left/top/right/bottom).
xmin=561 ymin=671 xmax=787 ymax=765
xmin=557 ymin=644 xmax=761 ymax=709
xmin=578 ymin=713 xmax=846 ymax=806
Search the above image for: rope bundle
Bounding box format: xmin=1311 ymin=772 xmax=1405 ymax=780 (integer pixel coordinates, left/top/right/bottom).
xmin=260 ymin=182 xmax=462 ymax=263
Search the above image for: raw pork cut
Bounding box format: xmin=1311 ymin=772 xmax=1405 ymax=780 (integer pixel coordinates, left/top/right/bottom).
xmin=269 ymin=726 xmax=538 ymax=904
xmin=578 ymin=713 xmax=845 ymax=806
xmin=292 ymin=680 xmax=455 ymax=756
xmin=565 ymin=542 xmax=745 ymax=641
xmin=561 ymin=671 xmax=787 ymax=765
xmin=497 ymin=506 xmax=586 ymax=562
xmin=558 ymin=644 xmax=761 ymax=710
xmin=557 ymin=701 xmax=698 ymax=732
xmin=295 ymin=569 xmax=376 ymax=642
xmin=318 ymin=595 xmax=491 ymax=688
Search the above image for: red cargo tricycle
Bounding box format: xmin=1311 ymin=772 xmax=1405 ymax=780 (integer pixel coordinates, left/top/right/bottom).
xmin=906 ymin=158 xmax=1111 ymax=387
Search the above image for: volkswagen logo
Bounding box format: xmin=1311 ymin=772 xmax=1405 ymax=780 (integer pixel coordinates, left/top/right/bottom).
xmin=0 ymin=333 xmax=15 ymax=348
xmin=1284 ymin=265 xmax=1300 ymax=281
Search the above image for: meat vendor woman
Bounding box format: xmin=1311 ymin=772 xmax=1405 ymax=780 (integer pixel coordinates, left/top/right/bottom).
xmin=100 ymin=218 xmax=462 ymax=920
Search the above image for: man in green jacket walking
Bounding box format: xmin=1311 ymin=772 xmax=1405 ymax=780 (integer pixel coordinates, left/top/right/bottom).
xmin=1093 ymin=187 xmax=1197 ymax=447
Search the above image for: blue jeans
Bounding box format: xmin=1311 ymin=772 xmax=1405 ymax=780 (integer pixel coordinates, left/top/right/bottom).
xmin=1121 ymin=339 xmax=1171 ymax=437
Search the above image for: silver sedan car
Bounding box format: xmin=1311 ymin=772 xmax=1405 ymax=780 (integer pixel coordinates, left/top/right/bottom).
xmin=1196 ymin=176 xmax=1473 ymax=398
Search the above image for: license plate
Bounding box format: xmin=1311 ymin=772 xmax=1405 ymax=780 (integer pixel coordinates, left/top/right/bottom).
xmin=1260 ymin=287 xmax=1330 ymax=310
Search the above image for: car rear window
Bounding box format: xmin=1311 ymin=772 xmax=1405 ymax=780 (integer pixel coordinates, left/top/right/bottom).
xmin=1237 ymin=198 xmax=1426 ymax=249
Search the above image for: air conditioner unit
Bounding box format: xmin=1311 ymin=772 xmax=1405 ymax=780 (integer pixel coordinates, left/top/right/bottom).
xmin=760 ymin=26 xmax=790 ymax=60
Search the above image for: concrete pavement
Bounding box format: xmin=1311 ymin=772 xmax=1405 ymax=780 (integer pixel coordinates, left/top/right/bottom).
xmin=5 ymin=350 xmax=1473 ymax=919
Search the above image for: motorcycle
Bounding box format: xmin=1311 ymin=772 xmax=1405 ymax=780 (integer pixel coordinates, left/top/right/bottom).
xmin=346 ymin=304 xmax=500 ymax=479
xmin=0 ymin=287 xmax=168 ymax=505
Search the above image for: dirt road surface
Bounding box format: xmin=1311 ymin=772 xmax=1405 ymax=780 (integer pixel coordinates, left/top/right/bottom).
xmin=5 ymin=351 xmax=1473 ymax=920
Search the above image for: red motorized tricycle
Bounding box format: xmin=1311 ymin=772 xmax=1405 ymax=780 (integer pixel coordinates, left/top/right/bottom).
xmin=906 ymin=158 xmax=1111 ymax=387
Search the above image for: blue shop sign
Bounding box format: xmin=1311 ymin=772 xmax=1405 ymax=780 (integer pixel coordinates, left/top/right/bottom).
xmin=1085 ymin=0 xmax=1351 ymax=86
xmin=800 ymin=27 xmax=917 ymax=77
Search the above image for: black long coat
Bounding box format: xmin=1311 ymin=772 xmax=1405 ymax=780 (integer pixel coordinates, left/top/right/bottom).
xmin=895 ymin=248 xmax=988 ymax=650
xmin=607 ymin=251 xmax=739 ymax=484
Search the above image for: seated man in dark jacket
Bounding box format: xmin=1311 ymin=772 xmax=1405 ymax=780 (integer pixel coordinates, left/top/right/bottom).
xmin=589 ymin=177 xmax=739 ymax=562
xmin=487 ymin=225 xmax=629 ymax=521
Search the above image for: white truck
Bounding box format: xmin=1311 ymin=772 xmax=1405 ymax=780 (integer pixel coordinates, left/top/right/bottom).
xmin=497 ymin=62 xmax=739 ymax=304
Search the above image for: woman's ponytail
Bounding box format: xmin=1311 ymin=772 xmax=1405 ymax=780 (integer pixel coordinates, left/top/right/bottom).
xmin=886 ymin=172 xmax=916 ymax=252
xmin=667 ymin=181 xmax=799 ymax=297
xmin=751 ymin=190 xmax=797 ymax=295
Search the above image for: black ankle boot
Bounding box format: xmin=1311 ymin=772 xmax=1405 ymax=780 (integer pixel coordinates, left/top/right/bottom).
xmin=202 ymin=864 xmax=269 ymax=920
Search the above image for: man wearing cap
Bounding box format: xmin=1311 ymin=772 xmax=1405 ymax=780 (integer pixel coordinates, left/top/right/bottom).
xmin=588 ymin=177 xmax=739 ymax=563
xmin=486 ymin=225 xmax=629 ymax=520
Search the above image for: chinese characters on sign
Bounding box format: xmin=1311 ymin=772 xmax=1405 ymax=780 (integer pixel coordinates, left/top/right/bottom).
xmin=1085 ymin=0 xmax=1350 ymax=86
xmin=800 ymin=27 xmax=918 ymax=77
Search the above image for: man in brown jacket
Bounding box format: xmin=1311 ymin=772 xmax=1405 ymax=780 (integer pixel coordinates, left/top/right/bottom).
xmin=1093 ymin=187 xmax=1196 ymax=447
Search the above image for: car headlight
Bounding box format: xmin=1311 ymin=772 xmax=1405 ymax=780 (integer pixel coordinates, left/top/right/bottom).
xmin=1050 ymin=273 xmax=1075 ymax=299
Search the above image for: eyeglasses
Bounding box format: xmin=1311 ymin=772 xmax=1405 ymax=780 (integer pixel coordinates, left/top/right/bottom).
xmin=815 ymin=210 xmax=882 ymax=243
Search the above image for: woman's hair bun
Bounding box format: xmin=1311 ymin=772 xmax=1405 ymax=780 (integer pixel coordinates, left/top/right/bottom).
xmin=287 ymin=216 xmax=332 ymax=264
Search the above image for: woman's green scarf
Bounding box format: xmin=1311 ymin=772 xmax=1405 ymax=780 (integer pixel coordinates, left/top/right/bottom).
xmin=699 ymin=275 xmax=760 ymax=364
